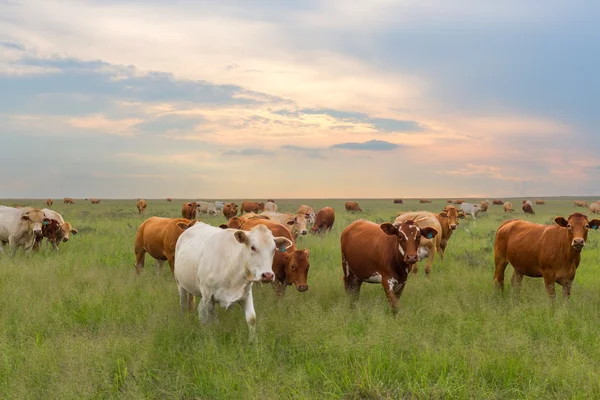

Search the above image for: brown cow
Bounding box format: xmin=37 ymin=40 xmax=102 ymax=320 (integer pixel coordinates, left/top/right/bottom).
xmin=479 ymin=202 xmax=489 ymax=213
xmin=393 ymin=199 xmax=404 ymax=204
xmin=503 ymin=202 xmax=514 ymax=213
xmin=311 ymin=207 xmax=335 ymax=234
xmin=223 ymin=203 xmax=239 ymax=219
xmin=522 ymin=203 xmax=535 ymax=214
xmin=493 ymin=200 xmax=504 ymax=205
xmin=297 ymin=205 xmax=316 ymax=224
xmin=536 ymin=200 xmax=545 ymax=205
xmin=167 ymin=198 xmax=172 ymax=202
xmin=46 ymin=198 xmax=53 ymax=207
xmin=494 ymin=213 xmax=600 ymax=298
xmin=222 ymin=214 xmax=271 ymax=230
xmin=63 ymin=198 xmax=75 ymax=204
xmin=136 ymin=199 xmax=147 ymax=215
xmin=589 ymin=203 xmax=600 ymax=214
xmin=181 ymin=202 xmax=198 ymax=220
xmin=134 ymin=217 xmax=197 ymax=275
xmin=260 ymin=211 xmax=309 ymax=238
xmin=419 ymin=199 xmax=432 ymax=204
xmin=439 ymin=205 xmax=460 ymax=252
xmin=341 ymin=219 xmax=438 ymax=313
xmin=446 ymin=200 xmax=453 ymax=204
xmin=454 ymin=200 xmax=465 ymax=205
xmin=33 ymin=219 xmax=62 ymax=251
xmin=237 ymin=218 xmax=310 ymax=295
xmin=574 ymin=200 xmax=588 ymax=208
xmin=345 ymin=201 xmax=362 ymax=212
xmin=395 ymin=211 xmax=443 ymax=276
xmin=90 ymin=198 xmax=100 ymax=204
xmin=241 ymin=201 xmax=265 ymax=213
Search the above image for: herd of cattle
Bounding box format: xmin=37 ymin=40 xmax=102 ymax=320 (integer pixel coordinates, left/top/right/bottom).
xmin=2 ymin=197 xmax=600 ymax=341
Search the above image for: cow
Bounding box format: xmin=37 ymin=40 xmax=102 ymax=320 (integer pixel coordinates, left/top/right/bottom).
xmin=522 ymin=203 xmax=535 ymax=215
xmin=446 ymin=200 xmax=453 ymax=204
xmin=64 ymin=198 xmax=75 ymax=204
xmin=493 ymin=200 xmax=504 ymax=205
xmin=419 ymin=199 xmax=432 ymax=204
xmin=311 ymin=207 xmax=335 ymax=234
xmin=241 ymin=201 xmax=265 ymax=213
xmin=589 ymin=203 xmax=600 ymax=214
xmin=260 ymin=211 xmax=308 ymax=238
xmin=46 ymin=198 xmax=53 ymax=207
xmin=264 ymin=201 xmax=278 ymax=212
xmin=237 ymin=218 xmax=310 ymax=295
xmin=460 ymin=202 xmax=481 ymax=219
xmin=503 ymin=202 xmax=514 ymax=214
xmin=39 ymin=208 xmax=78 ymax=249
xmin=196 ymin=201 xmax=218 ymax=215
xmin=479 ymin=202 xmax=489 ymax=213
xmin=297 ymin=205 xmax=316 ymax=224
xmin=134 ymin=217 xmax=197 ymax=275
xmin=454 ymin=200 xmax=465 ymax=205
xmin=345 ymin=201 xmax=362 ymax=212
xmin=174 ymin=222 xmax=292 ymax=341
xmin=181 ymin=202 xmax=198 ymax=220
xmin=223 ymin=214 xmax=271 ymax=230
xmin=0 ymin=206 xmax=49 ymax=255
xmin=340 ymin=219 xmax=438 ymax=314
xmin=90 ymin=198 xmax=100 ymax=204
xmin=137 ymin=199 xmax=147 ymax=215
xmin=214 ymin=201 xmax=225 ymax=211
xmin=521 ymin=200 xmax=532 ymax=206
xmin=574 ymin=201 xmax=588 ymax=208
xmin=395 ymin=211 xmax=444 ymax=276
xmin=267 ymin=199 xmax=276 ymax=203
xmin=393 ymin=199 xmax=404 ymax=204
xmin=33 ymin=218 xmax=62 ymax=252
xmin=223 ymin=203 xmax=239 ymax=219
xmin=167 ymin=198 xmax=172 ymax=202
xmin=493 ymin=213 xmax=600 ymax=298
xmin=536 ymin=200 xmax=545 ymax=205
xmin=439 ymin=205 xmax=460 ymax=253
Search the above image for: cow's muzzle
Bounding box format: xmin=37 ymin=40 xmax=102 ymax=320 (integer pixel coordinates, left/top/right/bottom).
xmin=62 ymin=237 xmax=69 ymax=242
xmin=296 ymin=284 xmax=308 ymax=292
xmin=33 ymin=229 xmax=43 ymax=237
xmin=405 ymin=254 xmax=419 ymax=264
xmin=450 ymin=224 xmax=457 ymax=230
xmin=260 ymin=272 xmax=274 ymax=282
xmin=572 ymin=238 xmax=585 ymax=250
xmin=301 ymin=230 xmax=308 ymax=235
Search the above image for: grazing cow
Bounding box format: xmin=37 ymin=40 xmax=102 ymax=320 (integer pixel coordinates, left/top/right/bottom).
xmin=46 ymin=198 xmax=53 ymax=207
xmin=479 ymin=202 xmax=489 ymax=213
xmin=39 ymin=208 xmax=78 ymax=249
xmin=454 ymin=200 xmax=465 ymax=205
xmin=167 ymin=198 xmax=172 ymax=202
xmin=438 ymin=206 xmax=460 ymax=252
xmin=64 ymin=198 xmax=75 ymax=204
xmin=214 ymin=201 xmax=225 ymax=211
xmin=181 ymin=202 xmax=198 ymax=220
xmin=536 ymin=200 xmax=545 ymax=205
xmin=264 ymin=201 xmax=278 ymax=212
xmin=223 ymin=203 xmax=239 ymax=219
xmin=419 ymin=199 xmax=432 ymax=204
xmin=341 ymin=219 xmax=438 ymax=313
xmin=134 ymin=217 xmax=197 ymax=275
xmin=589 ymin=203 xmax=600 ymax=214
xmin=395 ymin=211 xmax=444 ymax=276
xmin=503 ymin=202 xmax=514 ymax=214
xmin=174 ymin=222 xmax=292 ymax=341
xmin=345 ymin=201 xmax=362 ymax=212
xmin=460 ymin=202 xmax=481 ymax=219
xmin=33 ymin=218 xmax=62 ymax=252
xmin=493 ymin=200 xmax=504 ymax=205
xmin=446 ymin=200 xmax=453 ymax=204
xmin=393 ymin=199 xmax=404 ymax=204
xmin=237 ymin=218 xmax=310 ymax=295
xmin=311 ymin=207 xmax=335 ymax=234
xmin=574 ymin=201 xmax=588 ymax=208
xmin=137 ymin=199 xmax=147 ymax=215
xmin=297 ymin=205 xmax=316 ymax=224
xmin=260 ymin=211 xmax=308 ymax=238
xmin=0 ymin=206 xmax=49 ymax=255
xmin=522 ymin=203 xmax=535 ymax=215
xmin=196 ymin=201 xmax=218 ymax=215
xmin=494 ymin=213 xmax=600 ymax=298
xmin=223 ymin=214 xmax=271 ymax=230
xmin=90 ymin=198 xmax=100 ymax=204
xmin=242 ymin=201 xmax=265 ymax=213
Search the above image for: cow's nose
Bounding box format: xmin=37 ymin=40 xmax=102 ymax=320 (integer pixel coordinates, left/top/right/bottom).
xmin=450 ymin=224 xmax=457 ymax=230
xmin=301 ymin=230 xmax=307 ymax=235
xmin=297 ymin=285 xmax=308 ymax=292
xmin=260 ymin=272 xmax=274 ymax=282
xmin=573 ymin=238 xmax=585 ymax=248
xmin=62 ymin=238 xmax=69 ymax=242
xmin=406 ymin=254 xmax=418 ymax=264
xmin=33 ymin=230 xmax=42 ymax=237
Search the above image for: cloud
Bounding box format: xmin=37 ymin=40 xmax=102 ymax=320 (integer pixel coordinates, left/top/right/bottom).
xmin=438 ymin=163 xmax=530 ymax=182
xmin=280 ymin=144 xmax=325 ymax=159
xmin=221 ymin=148 xmax=274 ymax=156
xmin=330 ymin=139 xmax=400 ymax=151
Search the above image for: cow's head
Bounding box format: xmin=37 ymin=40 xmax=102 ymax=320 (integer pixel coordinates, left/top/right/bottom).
xmin=234 ymin=224 xmax=293 ymax=282
xmin=287 ymin=214 xmax=308 ymax=236
xmin=380 ymin=220 xmax=438 ymax=265
xmin=57 ymin=222 xmax=78 ymax=242
xmin=442 ymin=206 xmax=460 ymax=230
xmin=284 ymin=248 xmax=310 ymax=292
xmin=42 ymin=218 xmax=61 ymax=244
xmin=227 ymin=217 xmax=244 ymax=229
xmin=20 ymin=209 xmax=46 ymax=237
xmin=305 ymin=212 xmax=316 ymax=225
xmin=554 ymin=213 xmax=600 ymax=251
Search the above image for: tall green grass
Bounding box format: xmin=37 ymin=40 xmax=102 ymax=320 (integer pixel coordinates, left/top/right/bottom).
xmin=1 ymin=198 xmax=600 ymax=399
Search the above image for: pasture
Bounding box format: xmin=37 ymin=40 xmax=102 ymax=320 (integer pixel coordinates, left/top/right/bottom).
xmin=2 ymin=198 xmax=600 ymax=399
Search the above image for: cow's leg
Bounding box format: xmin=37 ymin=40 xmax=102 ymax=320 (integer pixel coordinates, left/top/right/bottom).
xmin=493 ymin=253 xmax=509 ymax=291
xmin=511 ymin=269 xmax=524 ymax=294
xmin=155 ymin=259 xmax=165 ymax=275
xmin=342 ymin=256 xmax=363 ymax=304
xmin=134 ymin=244 xmax=146 ymax=275
xmin=542 ymin=273 xmax=556 ymax=299
xmin=198 ymin=295 xmax=216 ymax=323
xmin=240 ymin=291 xmax=257 ymax=343
xmin=167 ymin=255 xmax=176 ymax=275
xmin=423 ymin=244 xmax=435 ymax=276
xmin=271 ymin=280 xmax=287 ymax=296
xmin=178 ymin=285 xmax=191 ymax=314
xmin=557 ymin=278 xmax=574 ymax=299
xmin=381 ymin=274 xmax=405 ymax=315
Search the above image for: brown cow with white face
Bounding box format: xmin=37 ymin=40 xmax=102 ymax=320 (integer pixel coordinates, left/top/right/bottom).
xmin=345 ymin=201 xmax=362 ymax=212
xmin=223 ymin=203 xmax=239 ymax=219
xmin=494 ymin=213 xmax=600 ymax=298
xmin=181 ymin=202 xmax=198 ymax=220
xmin=341 ymin=219 xmax=438 ymax=313
xmin=241 ymin=201 xmax=265 ymax=213
xmin=137 ymin=199 xmax=147 ymax=215
xmin=311 ymin=207 xmax=335 ymax=234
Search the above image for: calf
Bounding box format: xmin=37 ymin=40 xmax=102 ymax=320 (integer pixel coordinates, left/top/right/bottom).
xmin=0 ymin=206 xmax=49 ymax=255
xmin=174 ymin=222 xmax=292 ymax=341
xmin=223 ymin=203 xmax=239 ymax=219
xmin=181 ymin=202 xmax=198 ymax=220
xmin=196 ymin=201 xmax=218 ymax=215
xmin=33 ymin=219 xmax=61 ymax=252
xmin=241 ymin=201 xmax=265 ymax=213
xmin=395 ymin=211 xmax=444 ymax=276
xmin=39 ymin=208 xmax=78 ymax=250
xmin=137 ymin=199 xmax=147 ymax=215
xmin=345 ymin=201 xmax=362 ymax=212
xmin=311 ymin=207 xmax=335 ymax=234
xmin=494 ymin=213 xmax=600 ymax=298
xmin=340 ymin=219 xmax=437 ymax=313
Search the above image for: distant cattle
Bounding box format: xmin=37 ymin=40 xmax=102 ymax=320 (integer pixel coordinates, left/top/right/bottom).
xmin=419 ymin=199 xmax=432 ymax=204
xmin=493 ymin=200 xmax=504 ymax=205
xmin=479 ymin=202 xmax=489 ymax=213
xmin=393 ymin=199 xmax=404 ymax=204
xmin=460 ymin=202 xmax=481 ymax=219
xmin=536 ymin=200 xmax=545 ymax=205
xmin=590 ymin=203 xmax=600 ymax=214
xmin=242 ymin=201 xmax=265 ymax=213
xmin=522 ymin=203 xmax=535 ymax=214
xmin=446 ymin=200 xmax=453 ymax=204
xmin=167 ymin=198 xmax=172 ymax=202
xmin=181 ymin=202 xmax=198 ymax=220
xmin=264 ymin=201 xmax=278 ymax=213
xmin=260 ymin=211 xmax=308 ymax=238
xmin=341 ymin=219 xmax=438 ymax=313
xmin=267 ymin=199 xmax=276 ymax=203
xmin=174 ymin=222 xmax=292 ymax=341
xmin=311 ymin=207 xmax=335 ymax=234
xmin=297 ymin=205 xmax=316 ymax=224
xmin=494 ymin=213 xmax=600 ymax=298
xmin=223 ymin=203 xmax=239 ymax=219
xmin=46 ymin=198 xmax=53 ymax=207
xmin=503 ymin=202 xmax=514 ymax=213
xmin=345 ymin=201 xmax=362 ymax=212
xmin=134 ymin=217 xmax=197 ymax=275
xmin=574 ymin=201 xmax=588 ymax=208
xmin=0 ymin=206 xmax=48 ymax=255
xmin=196 ymin=201 xmax=218 ymax=215
xmin=64 ymin=198 xmax=75 ymax=204
xmin=90 ymin=198 xmax=100 ymax=204
xmin=454 ymin=200 xmax=465 ymax=205
xmin=214 ymin=201 xmax=225 ymax=211
xmin=395 ymin=211 xmax=443 ymax=276
xmin=136 ymin=199 xmax=147 ymax=215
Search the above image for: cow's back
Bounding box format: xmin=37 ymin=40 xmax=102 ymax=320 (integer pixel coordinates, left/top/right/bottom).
xmin=495 ymin=220 xmax=549 ymax=276
xmin=342 ymin=220 xmax=394 ymax=278
xmin=0 ymin=206 xmax=21 ymax=240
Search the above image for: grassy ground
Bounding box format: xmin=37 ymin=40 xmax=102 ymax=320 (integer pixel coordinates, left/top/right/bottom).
xmin=1 ymin=198 xmax=600 ymax=399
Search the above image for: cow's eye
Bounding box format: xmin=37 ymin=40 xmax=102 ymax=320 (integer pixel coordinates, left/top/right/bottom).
xmin=251 ymin=246 xmax=256 ymax=251
xmin=585 ymin=224 xmax=590 ymax=229
xmin=567 ymin=224 xmax=572 ymax=228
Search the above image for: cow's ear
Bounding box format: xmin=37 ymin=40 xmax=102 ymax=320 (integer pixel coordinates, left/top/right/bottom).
xmin=588 ymin=219 xmax=600 ymax=230
xmin=218 ymin=224 xmax=228 ymax=229
xmin=70 ymin=228 xmax=78 ymax=235
xmin=287 ymin=219 xmax=295 ymax=226
xmin=234 ymin=230 xmax=248 ymax=244
xmin=420 ymin=227 xmax=438 ymax=240
xmin=20 ymin=214 xmax=30 ymax=221
xmin=177 ymin=221 xmax=195 ymax=230
xmin=302 ymin=248 xmax=310 ymax=256
xmin=380 ymin=223 xmax=398 ymax=236
xmin=439 ymin=212 xmax=448 ymax=218
xmin=274 ymin=237 xmax=293 ymax=251
xmin=554 ymin=217 xmax=568 ymax=227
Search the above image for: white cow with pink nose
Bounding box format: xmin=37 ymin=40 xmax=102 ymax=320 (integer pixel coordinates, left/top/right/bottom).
xmin=174 ymin=222 xmax=292 ymax=341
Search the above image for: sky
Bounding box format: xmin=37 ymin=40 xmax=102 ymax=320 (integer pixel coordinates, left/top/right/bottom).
xmin=1 ymin=0 xmax=599 ymax=199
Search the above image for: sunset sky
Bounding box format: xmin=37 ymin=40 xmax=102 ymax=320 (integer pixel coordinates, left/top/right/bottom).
xmin=1 ymin=0 xmax=598 ymax=199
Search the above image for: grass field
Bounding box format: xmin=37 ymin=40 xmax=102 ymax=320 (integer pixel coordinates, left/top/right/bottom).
xmin=2 ymin=198 xmax=600 ymax=399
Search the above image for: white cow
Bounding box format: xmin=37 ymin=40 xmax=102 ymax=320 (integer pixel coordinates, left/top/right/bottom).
xmin=214 ymin=201 xmax=225 ymax=211
xmin=460 ymin=202 xmax=481 ymax=219
xmin=174 ymin=222 xmax=292 ymax=341
xmin=260 ymin=211 xmax=309 ymax=238
xmin=264 ymin=201 xmax=278 ymax=212
xmin=0 ymin=206 xmax=48 ymax=255
xmin=196 ymin=201 xmax=219 ymax=215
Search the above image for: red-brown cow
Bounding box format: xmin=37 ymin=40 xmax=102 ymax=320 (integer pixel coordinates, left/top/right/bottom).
xmin=340 ymin=219 xmax=438 ymax=313
xmin=33 ymin=219 xmax=62 ymax=252
xmin=419 ymin=199 xmax=432 ymax=204
xmin=181 ymin=202 xmax=198 ymax=220
xmin=345 ymin=201 xmax=362 ymax=212
xmin=493 ymin=200 xmax=504 ymax=205
xmin=494 ymin=213 xmax=600 ymax=298
xmin=311 ymin=207 xmax=335 ymax=234
xmin=393 ymin=199 xmax=403 ymax=204
xmin=522 ymin=203 xmax=535 ymax=214
xmin=223 ymin=203 xmax=239 ymax=219
xmin=241 ymin=201 xmax=265 ymax=213
xmin=64 ymin=198 xmax=75 ymax=204
xmin=438 ymin=205 xmax=460 ymax=253
xmin=46 ymin=198 xmax=53 ymax=207
xmin=90 ymin=198 xmax=100 ymax=204
xmin=136 ymin=199 xmax=147 ymax=215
